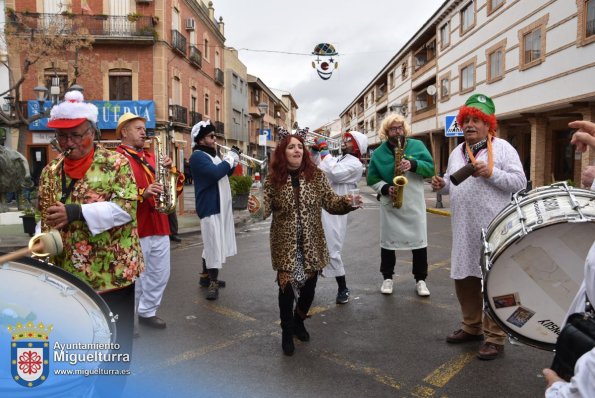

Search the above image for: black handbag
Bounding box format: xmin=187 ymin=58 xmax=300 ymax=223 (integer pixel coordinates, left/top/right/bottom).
xmin=550 ymin=295 xmax=595 ymax=382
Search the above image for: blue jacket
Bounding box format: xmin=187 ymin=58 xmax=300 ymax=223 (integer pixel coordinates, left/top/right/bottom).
xmin=189 ymin=150 xmax=234 ymax=219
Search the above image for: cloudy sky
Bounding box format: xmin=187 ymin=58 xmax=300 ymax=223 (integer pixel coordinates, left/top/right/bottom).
xmin=212 ymin=0 xmax=441 ymax=130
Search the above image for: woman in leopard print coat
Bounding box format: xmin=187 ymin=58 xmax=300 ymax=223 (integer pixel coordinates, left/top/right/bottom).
xmin=250 ymin=130 xmax=360 ymax=356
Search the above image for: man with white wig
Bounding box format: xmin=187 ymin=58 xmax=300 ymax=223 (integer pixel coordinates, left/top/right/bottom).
xmin=189 ymin=120 xmax=239 ymax=300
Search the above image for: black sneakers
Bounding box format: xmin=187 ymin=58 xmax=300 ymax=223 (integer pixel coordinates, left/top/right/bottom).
xmin=206 ymin=281 xmax=219 ymax=300
xmin=336 ymin=288 xmax=350 ymax=304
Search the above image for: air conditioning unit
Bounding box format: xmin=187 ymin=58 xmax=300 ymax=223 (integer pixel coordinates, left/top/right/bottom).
xmin=185 ymin=18 xmax=195 ymax=31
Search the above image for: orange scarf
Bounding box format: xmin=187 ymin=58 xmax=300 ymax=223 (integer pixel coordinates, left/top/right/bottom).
xmin=465 ymin=134 xmax=494 ymax=178
xmin=63 ymin=147 xmax=95 ymax=179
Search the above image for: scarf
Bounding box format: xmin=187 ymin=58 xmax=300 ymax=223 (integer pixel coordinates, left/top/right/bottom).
xmin=63 ymin=146 xmax=94 ymax=179
xmin=464 ymin=135 xmax=494 ymax=177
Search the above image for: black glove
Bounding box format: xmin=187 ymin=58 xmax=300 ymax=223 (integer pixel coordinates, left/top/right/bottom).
xmin=231 ymin=145 xmax=242 ymax=156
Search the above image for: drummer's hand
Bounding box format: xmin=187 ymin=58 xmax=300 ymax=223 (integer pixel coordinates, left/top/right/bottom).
xmin=431 ymin=175 xmax=445 ymax=191
xmin=542 ymin=368 xmax=565 ymax=390
xmin=46 ymin=202 xmax=69 ymax=229
xmin=581 ymin=165 xmax=595 ymax=188
xmin=472 ymin=161 xmax=490 ymax=178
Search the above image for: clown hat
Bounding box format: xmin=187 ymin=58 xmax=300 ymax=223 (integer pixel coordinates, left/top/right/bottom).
xmin=116 ymin=112 xmax=146 ymax=138
xmin=191 ymin=120 xmax=215 ymax=142
xmin=47 ymin=90 xmax=98 ymax=129
xmin=456 ymin=93 xmax=497 ymax=132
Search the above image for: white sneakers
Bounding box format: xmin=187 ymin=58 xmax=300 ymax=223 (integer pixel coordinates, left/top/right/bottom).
xmin=380 ymin=279 xmax=431 ymax=296
xmin=416 ymin=280 xmax=430 ymax=297
xmin=380 ymin=279 xmax=393 ymax=294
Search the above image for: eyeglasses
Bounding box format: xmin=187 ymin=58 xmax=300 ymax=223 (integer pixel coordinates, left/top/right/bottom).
xmin=206 ymin=133 xmax=216 ymax=139
xmin=343 ymin=137 xmax=353 ymax=143
xmin=388 ymin=126 xmax=404 ymax=133
xmin=56 ymin=127 xmax=92 ymax=144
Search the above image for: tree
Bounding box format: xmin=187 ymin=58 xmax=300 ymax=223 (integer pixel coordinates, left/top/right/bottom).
xmin=0 ymin=10 xmax=94 ymax=128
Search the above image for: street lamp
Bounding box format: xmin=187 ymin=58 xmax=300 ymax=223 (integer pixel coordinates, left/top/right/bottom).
xmin=257 ymin=102 xmax=268 ymax=162
xmin=33 ymin=86 xmax=48 ymax=112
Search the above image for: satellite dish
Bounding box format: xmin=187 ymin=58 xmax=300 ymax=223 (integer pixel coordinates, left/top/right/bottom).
xmin=426 ymin=85 xmax=437 ymax=96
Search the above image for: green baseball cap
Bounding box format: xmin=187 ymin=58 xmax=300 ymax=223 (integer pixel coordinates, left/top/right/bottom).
xmin=464 ymin=93 xmax=495 ymax=115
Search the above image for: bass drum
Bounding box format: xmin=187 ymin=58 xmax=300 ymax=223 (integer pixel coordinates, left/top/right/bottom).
xmin=482 ymin=183 xmax=595 ymax=351
xmin=0 ymin=256 xmax=116 ymax=397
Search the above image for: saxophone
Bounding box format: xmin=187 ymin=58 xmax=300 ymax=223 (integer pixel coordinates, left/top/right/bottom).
xmin=39 ymin=139 xmax=72 ymax=231
xmin=392 ymin=135 xmax=408 ymax=209
xmin=152 ymin=133 xmax=178 ymax=214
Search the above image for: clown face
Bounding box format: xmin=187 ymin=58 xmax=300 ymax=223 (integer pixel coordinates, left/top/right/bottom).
xmin=312 ymin=56 xmax=338 ymax=80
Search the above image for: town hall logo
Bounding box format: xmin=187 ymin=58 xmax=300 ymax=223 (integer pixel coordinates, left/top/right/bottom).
xmin=8 ymin=321 xmax=52 ymax=388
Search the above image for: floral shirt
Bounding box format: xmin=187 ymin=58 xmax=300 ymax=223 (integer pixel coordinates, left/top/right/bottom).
xmin=37 ymin=145 xmax=144 ymax=291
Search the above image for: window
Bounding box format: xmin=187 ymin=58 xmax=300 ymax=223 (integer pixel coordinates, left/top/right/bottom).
xmin=414 ymin=87 xmax=435 ymax=114
xmin=401 ymin=62 xmax=408 ymax=80
xmin=518 ymin=15 xmax=548 ymax=70
xmin=203 ymin=38 xmax=209 ymax=60
xmin=439 ymin=72 xmax=450 ymax=102
xmin=460 ymin=1 xmax=475 ymax=34
xmin=108 ymin=69 xmax=132 ymax=100
xmin=414 ymin=39 xmax=436 ymax=72
xmin=459 ymin=58 xmax=476 ymax=94
xmin=486 ymin=40 xmax=506 ymax=83
xmin=388 ymin=72 xmax=394 ymax=89
xmin=44 ymin=70 xmax=68 ymax=99
xmin=577 ymin=0 xmax=595 ymax=46
xmin=488 ymin=0 xmax=505 ymax=15
xmin=440 ymin=22 xmax=450 ymax=49
xmin=204 ymin=93 xmax=210 ymax=116
xmin=216 ymin=101 xmax=220 ymax=121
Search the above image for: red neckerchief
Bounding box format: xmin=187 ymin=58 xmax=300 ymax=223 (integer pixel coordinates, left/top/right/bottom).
xmin=63 ymin=147 xmax=95 ymax=179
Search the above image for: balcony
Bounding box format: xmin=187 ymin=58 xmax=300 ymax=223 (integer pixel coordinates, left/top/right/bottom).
xmin=171 ymin=30 xmax=187 ymax=56
xmin=214 ymin=121 xmax=225 ymax=136
xmin=169 ymin=104 xmax=188 ymax=125
xmin=214 ymin=68 xmax=224 ymax=86
xmin=190 ymin=111 xmax=202 ymax=126
xmin=8 ymin=13 xmax=156 ymax=44
xmin=189 ymin=45 xmax=202 ymax=68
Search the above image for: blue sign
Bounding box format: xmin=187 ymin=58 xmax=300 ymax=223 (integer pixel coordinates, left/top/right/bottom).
xmin=28 ymin=100 xmax=156 ymax=131
xmin=445 ymin=115 xmax=464 ymax=137
xmin=260 ymin=128 xmax=272 ymax=141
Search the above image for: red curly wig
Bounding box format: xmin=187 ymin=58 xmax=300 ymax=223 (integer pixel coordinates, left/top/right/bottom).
xmin=456 ymin=106 xmax=498 ymax=133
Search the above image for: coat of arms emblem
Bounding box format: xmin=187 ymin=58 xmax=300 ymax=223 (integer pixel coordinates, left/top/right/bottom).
xmin=8 ymin=321 xmax=52 ymax=388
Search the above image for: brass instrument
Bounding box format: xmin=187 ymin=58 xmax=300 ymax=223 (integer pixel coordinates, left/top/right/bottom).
xmin=39 ymin=139 xmax=72 ymax=231
xmin=216 ymin=143 xmax=267 ymax=171
xmin=304 ymin=130 xmax=342 ymax=153
xmin=392 ymin=135 xmax=408 ymax=208
xmin=153 ymin=133 xmax=179 ymax=214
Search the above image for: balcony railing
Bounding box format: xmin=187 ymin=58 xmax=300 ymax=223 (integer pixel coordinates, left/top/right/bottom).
xmin=171 ymin=30 xmax=187 ymax=56
xmin=169 ymin=104 xmax=188 ymax=125
xmin=190 ymin=111 xmax=202 ymax=126
xmin=8 ymin=12 xmax=156 ymax=39
xmin=189 ymin=45 xmax=202 ymax=68
xmin=214 ymin=68 xmax=224 ymax=86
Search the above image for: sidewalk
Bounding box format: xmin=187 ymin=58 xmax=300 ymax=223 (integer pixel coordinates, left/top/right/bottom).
xmin=0 ymin=177 xmax=449 ymax=252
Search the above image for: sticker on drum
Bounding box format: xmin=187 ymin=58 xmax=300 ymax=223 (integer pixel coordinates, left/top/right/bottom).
xmin=0 ymin=257 xmax=116 ymax=396
xmin=482 ymin=185 xmax=595 ymax=351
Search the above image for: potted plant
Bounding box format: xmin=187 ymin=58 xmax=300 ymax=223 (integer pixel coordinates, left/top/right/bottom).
xmin=127 ymin=12 xmax=142 ymax=22
xmin=20 ymin=207 xmax=36 ymax=237
xmin=229 ymin=175 xmax=253 ymax=210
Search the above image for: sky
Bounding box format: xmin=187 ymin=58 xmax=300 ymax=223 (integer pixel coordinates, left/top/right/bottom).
xmin=212 ymin=0 xmax=443 ymax=130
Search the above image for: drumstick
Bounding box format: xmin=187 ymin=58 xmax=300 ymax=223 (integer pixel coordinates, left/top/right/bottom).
xmin=0 ymin=230 xmax=63 ymax=264
xmin=426 ymin=208 xmax=451 ymax=217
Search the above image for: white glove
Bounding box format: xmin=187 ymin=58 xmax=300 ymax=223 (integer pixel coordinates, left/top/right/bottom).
xmin=224 ymin=151 xmax=239 ymax=167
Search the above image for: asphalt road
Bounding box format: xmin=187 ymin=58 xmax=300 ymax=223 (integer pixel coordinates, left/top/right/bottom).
xmin=123 ymin=188 xmax=554 ymax=398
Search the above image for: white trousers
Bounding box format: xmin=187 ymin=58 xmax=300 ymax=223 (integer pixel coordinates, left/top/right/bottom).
xmin=136 ymin=235 xmax=171 ymax=317
xmin=321 ymin=211 xmax=348 ymax=278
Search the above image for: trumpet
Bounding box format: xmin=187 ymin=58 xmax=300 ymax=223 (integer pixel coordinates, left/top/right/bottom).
xmin=216 ymin=143 xmax=267 ymax=170
xmin=305 ymin=130 xmax=342 ymax=153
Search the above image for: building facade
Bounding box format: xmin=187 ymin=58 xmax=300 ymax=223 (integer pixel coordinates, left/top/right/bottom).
xmin=340 ymin=0 xmax=595 ymax=188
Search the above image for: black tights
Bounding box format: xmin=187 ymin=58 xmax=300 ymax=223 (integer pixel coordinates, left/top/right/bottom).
xmin=278 ymin=274 xmax=318 ymax=328
xmin=380 ymin=247 xmax=428 ymax=281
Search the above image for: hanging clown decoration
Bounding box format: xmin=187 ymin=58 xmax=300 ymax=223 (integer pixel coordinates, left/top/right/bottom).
xmin=312 ymin=43 xmax=338 ymax=80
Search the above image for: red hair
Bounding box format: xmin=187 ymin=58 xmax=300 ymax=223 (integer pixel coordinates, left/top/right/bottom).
xmin=269 ymin=135 xmax=317 ymax=188
xmin=343 ymin=132 xmax=361 ymax=159
xmin=456 ymin=106 xmax=498 ymax=133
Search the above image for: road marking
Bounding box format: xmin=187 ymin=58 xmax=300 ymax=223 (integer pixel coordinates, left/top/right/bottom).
xmin=317 ymin=350 xmax=402 ymax=390
xmin=200 ymin=301 xmax=257 ymax=322
xmin=423 ymin=352 xmax=476 ymax=387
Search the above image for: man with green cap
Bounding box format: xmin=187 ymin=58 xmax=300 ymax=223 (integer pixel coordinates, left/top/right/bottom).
xmin=431 ymin=93 xmax=526 ymax=360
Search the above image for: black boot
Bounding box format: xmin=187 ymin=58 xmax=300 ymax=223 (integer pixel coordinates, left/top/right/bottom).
xmin=279 ymin=288 xmax=295 ymax=356
xmin=293 ymin=310 xmax=310 ymax=342
xmin=206 ymin=269 xmax=219 ymax=300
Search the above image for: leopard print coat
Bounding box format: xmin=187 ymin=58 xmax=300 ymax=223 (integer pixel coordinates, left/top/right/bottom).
xmin=262 ymin=169 xmax=354 ymax=274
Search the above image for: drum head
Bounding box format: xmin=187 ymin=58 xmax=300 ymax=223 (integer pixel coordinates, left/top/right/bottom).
xmin=484 ymin=222 xmax=594 ymax=351
xmin=0 ymin=256 xmax=116 ymax=395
